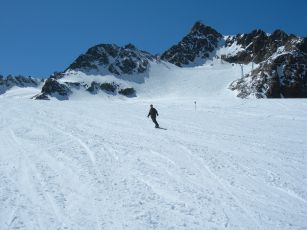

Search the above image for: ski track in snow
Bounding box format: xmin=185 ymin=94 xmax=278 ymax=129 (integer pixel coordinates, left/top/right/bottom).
xmin=0 ymin=95 xmax=307 ymax=229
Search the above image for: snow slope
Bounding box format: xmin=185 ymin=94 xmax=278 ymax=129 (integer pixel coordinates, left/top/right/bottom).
xmin=0 ymin=63 xmax=307 ymax=229
xmin=60 ymin=60 xmax=252 ymax=100
xmin=0 ymin=86 xmax=41 ymax=99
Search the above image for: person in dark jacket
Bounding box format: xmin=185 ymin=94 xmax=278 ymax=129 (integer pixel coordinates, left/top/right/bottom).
xmin=147 ymin=104 xmax=159 ymax=128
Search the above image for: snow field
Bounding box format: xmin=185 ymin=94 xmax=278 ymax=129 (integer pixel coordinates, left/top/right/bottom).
xmin=0 ymin=96 xmax=306 ymax=229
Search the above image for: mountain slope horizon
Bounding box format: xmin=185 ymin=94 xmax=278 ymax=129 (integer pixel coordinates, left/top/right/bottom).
xmin=1 ymin=21 xmax=306 ymax=99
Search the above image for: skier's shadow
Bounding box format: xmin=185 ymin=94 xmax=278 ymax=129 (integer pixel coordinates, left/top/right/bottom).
xmin=156 ymin=127 xmax=167 ymax=130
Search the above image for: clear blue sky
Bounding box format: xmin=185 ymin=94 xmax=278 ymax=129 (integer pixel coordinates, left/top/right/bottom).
xmin=0 ymin=0 xmax=306 ymax=77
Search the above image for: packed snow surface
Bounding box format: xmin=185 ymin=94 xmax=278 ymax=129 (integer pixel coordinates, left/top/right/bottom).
xmin=0 ymin=62 xmax=307 ymax=229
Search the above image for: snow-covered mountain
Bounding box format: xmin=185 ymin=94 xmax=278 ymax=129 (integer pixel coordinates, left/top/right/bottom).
xmin=28 ymin=22 xmax=307 ymax=99
xmin=160 ymin=23 xmax=307 ymax=98
xmin=224 ymin=30 xmax=307 ymax=98
xmin=33 ymin=44 xmax=156 ymax=100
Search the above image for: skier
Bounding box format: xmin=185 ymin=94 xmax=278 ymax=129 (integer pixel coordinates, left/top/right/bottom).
xmin=147 ymin=104 xmax=159 ymax=128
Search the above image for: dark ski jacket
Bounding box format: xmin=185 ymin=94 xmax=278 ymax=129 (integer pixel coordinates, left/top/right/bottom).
xmin=147 ymin=108 xmax=159 ymax=118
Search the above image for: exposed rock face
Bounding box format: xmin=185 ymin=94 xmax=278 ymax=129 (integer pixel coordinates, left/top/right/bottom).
xmin=36 ymin=78 xmax=72 ymax=100
xmin=229 ymin=35 xmax=307 ymax=98
xmin=118 ymin=87 xmax=136 ymax=97
xmin=0 ymin=75 xmax=41 ymax=94
xmin=223 ymin=29 xmax=293 ymax=64
xmin=67 ymin=44 xmax=154 ymax=76
xmin=161 ymin=21 xmax=222 ymax=66
xmin=32 ymin=93 xmax=49 ymax=100
xmin=87 ymin=82 xmax=118 ymax=94
xmin=33 ymin=72 xmax=86 ymax=100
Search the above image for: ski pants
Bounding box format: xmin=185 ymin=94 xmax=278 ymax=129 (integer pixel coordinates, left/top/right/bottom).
xmin=151 ymin=116 xmax=159 ymax=127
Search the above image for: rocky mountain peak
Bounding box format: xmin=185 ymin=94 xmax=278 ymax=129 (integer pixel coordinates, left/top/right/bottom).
xmin=191 ymin=21 xmax=222 ymax=38
xmin=161 ymin=22 xmax=222 ymax=67
xmin=270 ymin=29 xmax=289 ymax=42
xmin=124 ymin=43 xmax=137 ymax=50
xmin=67 ymin=43 xmax=154 ymax=76
xmin=224 ymin=28 xmax=295 ymax=64
xmin=237 ymin=29 xmax=267 ymax=46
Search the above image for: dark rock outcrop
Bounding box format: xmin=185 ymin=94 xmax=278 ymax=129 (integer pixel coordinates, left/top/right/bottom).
xmin=35 ymin=78 xmax=72 ymax=100
xmin=118 ymin=87 xmax=136 ymax=97
xmin=161 ymin=21 xmax=222 ymax=66
xmin=86 ymin=82 xmax=101 ymax=94
xmin=86 ymin=82 xmax=118 ymax=95
xmin=32 ymin=93 xmax=49 ymax=100
xmin=100 ymin=82 xmax=117 ymax=93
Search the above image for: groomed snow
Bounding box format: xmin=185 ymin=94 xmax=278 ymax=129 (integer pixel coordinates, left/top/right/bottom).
xmin=0 ymin=62 xmax=307 ymax=229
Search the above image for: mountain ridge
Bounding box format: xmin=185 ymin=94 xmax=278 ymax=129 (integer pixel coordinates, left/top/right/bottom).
xmin=1 ymin=21 xmax=306 ymax=99
xmin=0 ymin=75 xmax=43 ymax=95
